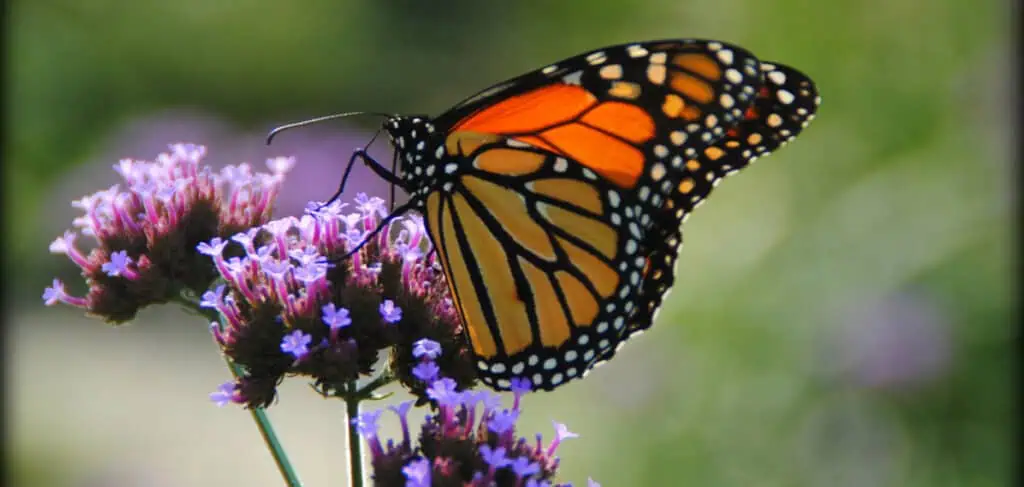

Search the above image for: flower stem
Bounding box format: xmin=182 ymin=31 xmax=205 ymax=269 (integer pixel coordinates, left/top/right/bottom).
xmin=228 ymin=360 xmax=304 ymax=487
xmin=174 ymin=290 xmax=303 ymax=487
xmin=346 ymin=381 xmax=365 ymax=487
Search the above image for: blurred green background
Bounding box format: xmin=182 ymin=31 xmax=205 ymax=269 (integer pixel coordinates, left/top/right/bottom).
xmin=6 ymin=1 xmax=1015 ymax=486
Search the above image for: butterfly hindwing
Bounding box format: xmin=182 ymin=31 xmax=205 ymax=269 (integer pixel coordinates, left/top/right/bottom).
xmin=420 ymin=141 xmax=649 ymax=390
xmin=613 ymin=61 xmax=822 ymax=352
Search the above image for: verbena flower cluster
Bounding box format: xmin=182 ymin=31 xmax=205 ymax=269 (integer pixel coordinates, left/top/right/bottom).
xmin=200 ymin=191 xmax=476 ymax=407
xmin=355 ymin=339 xmax=599 ymax=487
xmin=44 ymin=143 xmax=600 ymax=486
xmin=44 ymin=143 xmax=294 ymax=322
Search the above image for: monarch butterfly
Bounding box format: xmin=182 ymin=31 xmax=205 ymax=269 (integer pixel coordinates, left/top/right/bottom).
xmin=275 ymin=39 xmax=819 ymax=391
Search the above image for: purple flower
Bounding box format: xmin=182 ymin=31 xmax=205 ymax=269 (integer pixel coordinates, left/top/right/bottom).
xmin=510 ymin=456 xmax=541 ymax=478
xmin=196 ymin=237 xmax=229 ymax=257
xmin=231 ymin=228 xmax=260 ymax=254
xmin=352 ymin=409 xmax=384 ymax=438
xmin=41 ymin=280 xmax=87 ymax=306
xmin=547 ymin=422 xmax=578 ymax=456
xmin=266 ymin=156 xmax=296 ymax=175
xmin=322 ymin=303 xmax=352 ymax=330
xmin=511 ymin=377 xmax=532 ymax=394
xmin=412 ymin=338 xmax=442 ymax=360
xmin=101 ymin=250 xmax=134 ymax=277
xmin=354 ymin=192 xmax=387 ymax=218
xmin=412 ymin=362 xmax=440 ymax=383
xmin=480 ymin=445 xmax=509 ymax=468
xmin=359 ymin=347 xmax=584 ymax=485
xmin=280 ymin=330 xmax=312 ymax=358
xmin=200 ymin=284 xmax=226 ymax=309
xmin=588 ymin=478 xmax=601 ymax=487
xmin=402 ymin=458 xmax=432 ymax=487
xmin=42 ymin=279 xmax=68 ymax=306
xmin=44 ymin=144 xmax=294 ymax=324
xmin=209 ymin=381 xmax=237 ymax=407
xmin=293 ymin=262 xmax=326 ymax=284
xmin=426 ymin=377 xmax=460 ymax=407
xmin=379 ymin=299 xmax=403 ymax=323
xmin=488 ymin=409 xmax=519 ymax=434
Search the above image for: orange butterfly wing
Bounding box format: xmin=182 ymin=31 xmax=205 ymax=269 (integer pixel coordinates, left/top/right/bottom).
xmin=400 ymin=40 xmax=819 ymax=390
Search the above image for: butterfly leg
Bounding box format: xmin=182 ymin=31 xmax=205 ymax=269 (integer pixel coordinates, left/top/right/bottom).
xmin=322 ymin=149 xmax=406 ymax=208
xmin=354 ymin=149 xmax=405 ymax=187
xmin=335 ymin=200 xmax=415 ymax=261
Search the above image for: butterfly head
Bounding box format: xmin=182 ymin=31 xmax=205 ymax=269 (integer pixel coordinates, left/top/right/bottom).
xmin=383 ymin=115 xmax=446 ymax=191
xmin=383 ymin=115 xmax=436 ymax=151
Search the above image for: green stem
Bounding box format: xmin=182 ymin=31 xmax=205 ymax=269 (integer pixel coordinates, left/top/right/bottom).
xmin=174 ymin=290 xmax=303 ymax=487
xmin=346 ymin=381 xmax=365 ymax=487
xmin=226 ymin=360 xmax=304 ymax=487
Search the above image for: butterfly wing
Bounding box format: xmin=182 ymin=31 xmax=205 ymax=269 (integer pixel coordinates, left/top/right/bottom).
xmin=433 ymin=39 xmax=766 ymax=185
xmin=412 ymin=41 xmax=819 ymax=390
xmin=422 ymin=142 xmax=649 ymax=390
xmin=620 ymin=61 xmax=822 ymax=357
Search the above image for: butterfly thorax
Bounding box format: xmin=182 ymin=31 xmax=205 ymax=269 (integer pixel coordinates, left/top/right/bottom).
xmin=384 ymin=115 xmax=453 ymax=201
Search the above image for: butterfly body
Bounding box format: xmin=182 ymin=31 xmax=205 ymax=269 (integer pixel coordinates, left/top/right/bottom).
xmin=376 ymin=39 xmax=820 ymax=391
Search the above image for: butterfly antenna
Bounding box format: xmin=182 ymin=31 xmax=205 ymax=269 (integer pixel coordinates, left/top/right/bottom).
xmin=266 ymin=111 xmax=392 ymax=145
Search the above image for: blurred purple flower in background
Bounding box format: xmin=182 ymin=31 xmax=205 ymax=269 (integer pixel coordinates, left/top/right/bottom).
xmin=828 ymin=290 xmax=953 ymax=390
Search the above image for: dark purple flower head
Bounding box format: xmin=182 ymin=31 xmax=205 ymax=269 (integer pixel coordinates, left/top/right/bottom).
xmin=205 ymin=192 xmax=474 ymax=407
xmin=44 ymin=144 xmax=293 ymax=323
xmin=362 ymin=351 xmax=585 ymax=486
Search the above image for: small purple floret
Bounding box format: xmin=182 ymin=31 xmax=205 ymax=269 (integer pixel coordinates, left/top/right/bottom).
xmin=412 ymin=338 xmax=442 ymax=360
xmin=402 ymin=458 xmax=432 ymax=487
xmin=413 ymin=362 xmax=441 ymax=383
xmin=322 ymin=303 xmax=352 ymax=330
xmin=280 ymin=329 xmax=312 ymax=358
xmin=488 ymin=409 xmax=519 ymax=434
xmin=379 ymin=299 xmax=403 ymax=323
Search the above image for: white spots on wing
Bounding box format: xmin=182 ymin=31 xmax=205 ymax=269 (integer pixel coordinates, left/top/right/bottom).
xmin=600 ymin=64 xmax=623 ymax=80
xmin=716 ymin=49 xmax=734 ymax=65
xmin=553 ymin=158 xmax=569 ymax=173
xmin=626 ymin=44 xmax=649 ymax=58
xmin=720 ymin=93 xmax=735 ymax=109
xmin=776 ymin=89 xmax=795 ymax=105
xmin=586 ymin=51 xmax=608 ymax=65
xmin=724 ymin=68 xmax=742 ymax=84
xmin=767 ymin=69 xmax=787 ymax=85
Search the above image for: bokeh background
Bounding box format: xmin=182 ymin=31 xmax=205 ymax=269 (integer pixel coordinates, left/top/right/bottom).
xmin=6 ymin=1 xmax=1016 ymax=486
